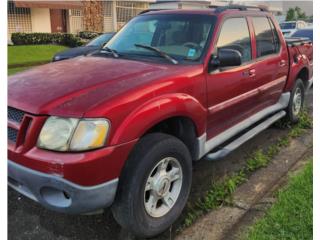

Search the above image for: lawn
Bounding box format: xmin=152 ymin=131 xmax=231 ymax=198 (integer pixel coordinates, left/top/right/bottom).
xmin=245 ymin=161 xmax=313 ymax=240
xmin=8 ymin=44 xmax=68 ymax=67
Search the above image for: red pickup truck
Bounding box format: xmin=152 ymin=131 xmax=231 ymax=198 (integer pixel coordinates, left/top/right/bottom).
xmin=8 ymin=6 xmax=313 ymax=238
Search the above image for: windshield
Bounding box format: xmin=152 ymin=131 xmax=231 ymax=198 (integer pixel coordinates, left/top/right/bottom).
xmin=280 ymin=22 xmax=296 ymax=30
xmin=105 ymin=14 xmax=215 ymax=62
xmin=291 ymin=29 xmax=313 ymax=42
xmin=87 ymin=33 xmax=114 ymax=47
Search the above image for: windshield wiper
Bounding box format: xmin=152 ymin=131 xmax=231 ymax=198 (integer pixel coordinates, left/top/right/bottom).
xmin=134 ymin=44 xmax=178 ymax=64
xmin=100 ymin=47 xmax=119 ymax=58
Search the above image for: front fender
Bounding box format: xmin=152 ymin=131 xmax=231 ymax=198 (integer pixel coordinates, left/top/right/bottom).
xmin=110 ymin=93 xmax=207 ymax=145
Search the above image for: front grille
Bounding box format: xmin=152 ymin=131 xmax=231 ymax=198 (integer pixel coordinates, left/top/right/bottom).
xmin=8 ymin=107 xmax=25 ymax=123
xmin=8 ymin=127 xmax=18 ymax=142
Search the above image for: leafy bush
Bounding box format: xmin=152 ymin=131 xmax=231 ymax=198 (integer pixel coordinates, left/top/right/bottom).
xmin=78 ymin=31 xmax=101 ymax=40
xmin=11 ymin=32 xmax=84 ymax=47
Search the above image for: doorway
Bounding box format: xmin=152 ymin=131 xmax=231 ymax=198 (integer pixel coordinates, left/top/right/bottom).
xmin=50 ymin=9 xmax=67 ymax=32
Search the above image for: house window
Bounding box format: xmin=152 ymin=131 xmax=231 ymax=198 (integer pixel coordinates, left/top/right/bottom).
xmin=102 ymin=1 xmax=113 ymax=32
xmin=70 ymin=9 xmax=83 ymax=17
xmin=103 ymin=1 xmax=112 ymax=17
xmin=8 ymin=1 xmax=32 ymax=37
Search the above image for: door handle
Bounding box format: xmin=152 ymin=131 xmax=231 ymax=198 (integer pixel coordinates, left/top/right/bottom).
xmin=249 ymin=69 xmax=256 ymax=77
xmin=242 ymin=69 xmax=256 ymax=77
xmin=279 ymin=60 xmax=286 ymax=67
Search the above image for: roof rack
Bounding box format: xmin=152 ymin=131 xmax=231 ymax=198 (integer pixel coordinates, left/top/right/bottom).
xmin=210 ymin=5 xmax=268 ymax=13
xmin=139 ymin=9 xmax=165 ymax=15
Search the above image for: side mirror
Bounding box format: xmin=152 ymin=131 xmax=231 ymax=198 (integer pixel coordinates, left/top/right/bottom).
xmin=209 ymin=48 xmax=242 ymax=70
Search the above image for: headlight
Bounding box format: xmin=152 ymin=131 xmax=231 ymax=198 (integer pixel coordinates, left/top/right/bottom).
xmin=37 ymin=117 xmax=110 ymax=151
xmin=53 ymin=55 xmax=60 ymax=61
xmin=70 ymin=119 xmax=110 ymax=151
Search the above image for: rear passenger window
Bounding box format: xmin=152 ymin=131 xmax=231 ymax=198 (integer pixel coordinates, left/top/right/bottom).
xmin=253 ymin=17 xmax=279 ymax=57
xmin=268 ymin=18 xmax=280 ymax=53
xmin=216 ymin=17 xmax=252 ymax=63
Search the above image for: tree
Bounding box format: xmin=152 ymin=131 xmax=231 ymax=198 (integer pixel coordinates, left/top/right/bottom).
xmin=286 ymin=8 xmax=296 ymax=21
xmin=286 ymin=7 xmax=307 ymax=21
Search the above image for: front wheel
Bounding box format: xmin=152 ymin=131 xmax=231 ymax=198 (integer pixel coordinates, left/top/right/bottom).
xmin=286 ymin=79 xmax=305 ymax=123
xmin=111 ymin=133 xmax=192 ymax=238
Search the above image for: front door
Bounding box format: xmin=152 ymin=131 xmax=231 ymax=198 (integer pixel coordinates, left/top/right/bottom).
xmin=50 ymin=9 xmax=67 ymax=33
xmin=206 ymin=17 xmax=258 ymax=139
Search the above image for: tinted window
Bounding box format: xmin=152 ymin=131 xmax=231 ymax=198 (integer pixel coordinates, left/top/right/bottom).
xmin=253 ymin=17 xmax=278 ymax=57
xmin=268 ymin=19 xmax=280 ymax=52
xmin=87 ymin=33 xmax=114 ymax=47
xmin=291 ymin=29 xmax=313 ymax=42
xmin=216 ymin=18 xmax=251 ymax=63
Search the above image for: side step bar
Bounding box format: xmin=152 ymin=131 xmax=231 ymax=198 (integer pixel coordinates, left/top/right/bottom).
xmin=205 ymin=110 xmax=286 ymax=161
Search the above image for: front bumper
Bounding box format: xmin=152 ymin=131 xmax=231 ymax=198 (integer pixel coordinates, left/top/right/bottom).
xmin=8 ymin=160 xmax=118 ymax=214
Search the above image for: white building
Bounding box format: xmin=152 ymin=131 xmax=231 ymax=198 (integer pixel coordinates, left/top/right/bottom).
xmin=8 ymin=0 xmax=155 ymax=39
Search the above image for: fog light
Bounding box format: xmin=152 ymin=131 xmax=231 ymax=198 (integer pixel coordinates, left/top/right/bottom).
xmin=40 ymin=187 xmax=72 ymax=208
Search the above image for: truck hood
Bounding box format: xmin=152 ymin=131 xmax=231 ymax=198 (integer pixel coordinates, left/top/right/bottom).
xmin=8 ymin=56 xmax=178 ymax=117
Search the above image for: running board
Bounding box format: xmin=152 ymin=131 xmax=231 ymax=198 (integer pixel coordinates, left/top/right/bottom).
xmin=205 ymin=110 xmax=286 ymax=161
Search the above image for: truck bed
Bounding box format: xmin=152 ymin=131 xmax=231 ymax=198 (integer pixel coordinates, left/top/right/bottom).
xmin=285 ymin=37 xmax=312 ymax=47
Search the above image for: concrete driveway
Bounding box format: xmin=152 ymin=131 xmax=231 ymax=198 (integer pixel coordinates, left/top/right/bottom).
xmin=8 ymin=90 xmax=312 ymax=240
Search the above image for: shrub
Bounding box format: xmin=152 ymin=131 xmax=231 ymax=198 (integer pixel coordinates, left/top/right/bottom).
xmin=11 ymin=32 xmax=84 ymax=47
xmin=78 ymin=31 xmax=101 ymax=40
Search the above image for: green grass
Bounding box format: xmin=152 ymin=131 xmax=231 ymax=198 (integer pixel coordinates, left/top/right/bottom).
xmin=181 ymin=111 xmax=312 ymax=229
xmin=8 ymin=66 xmax=32 ymax=76
xmin=8 ymin=45 xmax=68 ymax=67
xmin=245 ymin=161 xmax=313 ymax=240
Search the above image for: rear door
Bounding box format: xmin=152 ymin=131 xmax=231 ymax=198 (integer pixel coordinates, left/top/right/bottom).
xmin=206 ymin=17 xmax=258 ymax=138
xmin=250 ymin=16 xmax=289 ymax=109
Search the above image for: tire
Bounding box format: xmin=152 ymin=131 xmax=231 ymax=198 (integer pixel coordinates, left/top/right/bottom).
xmin=111 ymin=133 xmax=192 ymax=238
xmin=286 ymin=78 xmax=305 ymax=123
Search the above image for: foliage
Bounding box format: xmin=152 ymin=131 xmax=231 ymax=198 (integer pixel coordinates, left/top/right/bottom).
xmin=11 ymin=32 xmax=84 ymax=47
xmin=78 ymin=31 xmax=102 ymax=40
xmin=245 ymin=161 xmax=313 ymax=240
xmin=286 ymin=7 xmax=308 ymax=21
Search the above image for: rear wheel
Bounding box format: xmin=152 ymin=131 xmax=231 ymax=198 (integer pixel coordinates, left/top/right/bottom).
xmin=287 ymin=79 xmax=305 ymax=123
xmin=111 ymin=133 xmax=192 ymax=238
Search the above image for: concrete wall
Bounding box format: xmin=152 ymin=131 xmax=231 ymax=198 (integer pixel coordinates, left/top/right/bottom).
xmin=31 ymin=8 xmax=51 ymax=32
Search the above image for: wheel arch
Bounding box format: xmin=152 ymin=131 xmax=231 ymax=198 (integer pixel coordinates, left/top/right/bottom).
xmin=296 ymin=67 xmax=310 ymax=89
xmin=110 ymin=93 xmax=207 ymax=159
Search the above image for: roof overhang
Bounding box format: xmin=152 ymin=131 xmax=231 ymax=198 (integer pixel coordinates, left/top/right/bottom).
xmin=13 ymin=0 xmax=84 ymax=9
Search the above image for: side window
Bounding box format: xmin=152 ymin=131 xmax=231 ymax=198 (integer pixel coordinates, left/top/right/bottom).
xmin=216 ymin=17 xmax=252 ymax=63
xmin=252 ymin=17 xmax=278 ymax=57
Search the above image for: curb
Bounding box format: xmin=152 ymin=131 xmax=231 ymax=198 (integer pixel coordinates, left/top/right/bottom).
xmin=176 ymin=130 xmax=312 ymax=240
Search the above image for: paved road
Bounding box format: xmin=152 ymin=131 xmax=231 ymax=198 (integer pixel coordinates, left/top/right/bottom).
xmin=8 ymin=90 xmax=312 ymax=240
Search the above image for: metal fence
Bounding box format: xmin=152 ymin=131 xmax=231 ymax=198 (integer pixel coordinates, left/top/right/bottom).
xmin=69 ymin=9 xmax=84 ymax=34
xmin=8 ymin=1 xmax=32 ymax=38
